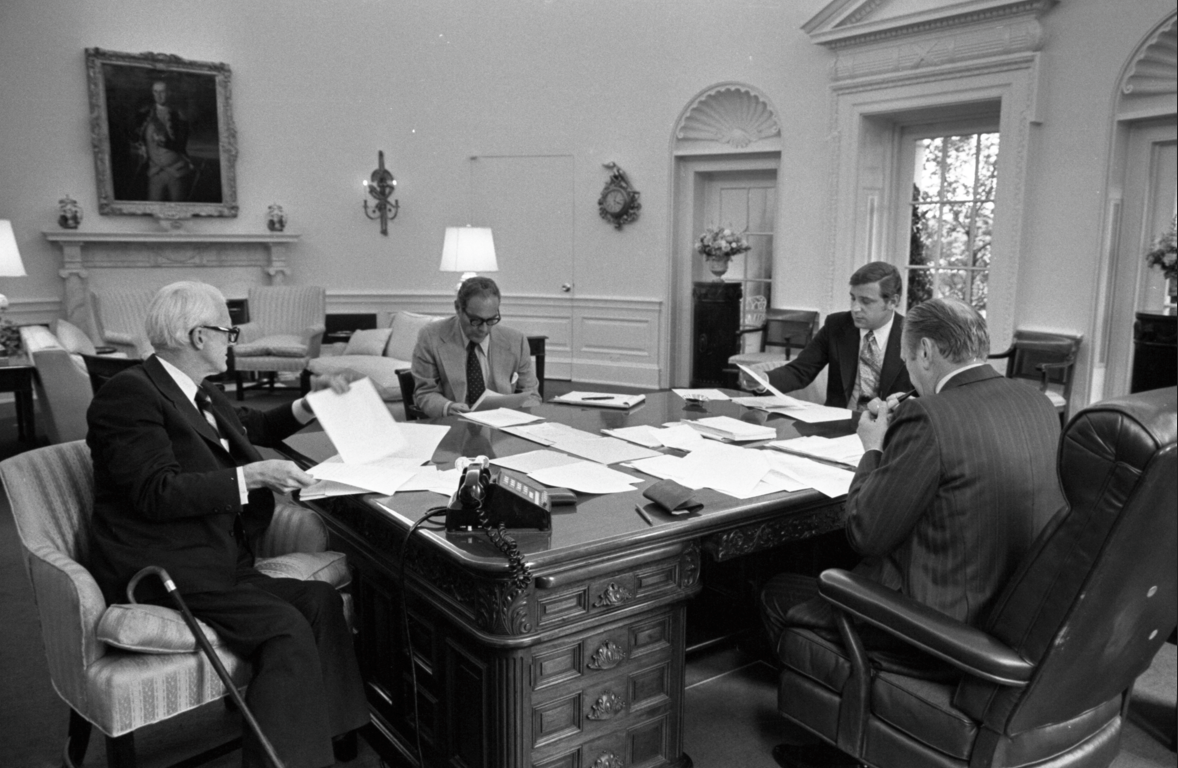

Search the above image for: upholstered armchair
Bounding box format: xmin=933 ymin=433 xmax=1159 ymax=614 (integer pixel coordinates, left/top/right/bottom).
xmin=989 ymin=330 xmax=1082 ymax=423
xmin=772 ymin=387 xmax=1177 ymax=768
xmin=90 ymin=289 xmax=156 ymax=359
xmin=1 ymin=441 xmax=351 ymax=768
xmin=231 ymin=285 xmax=326 ymax=400
xmin=20 ymin=325 xmax=94 ymax=444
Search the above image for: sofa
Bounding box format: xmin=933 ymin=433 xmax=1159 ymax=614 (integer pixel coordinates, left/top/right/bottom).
xmin=306 ymin=310 xmax=442 ymax=402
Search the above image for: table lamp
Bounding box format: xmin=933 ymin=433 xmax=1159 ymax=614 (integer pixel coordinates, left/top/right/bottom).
xmin=0 ymin=220 xmax=27 ymax=311
xmin=439 ymin=226 xmax=497 ymax=290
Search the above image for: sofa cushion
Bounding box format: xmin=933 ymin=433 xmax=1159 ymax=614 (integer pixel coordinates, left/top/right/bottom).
xmin=386 ymin=312 xmax=441 ymax=361
xmin=97 ymin=603 xmax=225 ymax=654
xmin=53 ymin=319 xmax=97 ymax=356
xmin=233 ymin=334 xmax=309 ymax=358
xmin=307 ymin=355 xmax=410 ymax=401
xmin=343 ymin=327 xmax=393 ymax=356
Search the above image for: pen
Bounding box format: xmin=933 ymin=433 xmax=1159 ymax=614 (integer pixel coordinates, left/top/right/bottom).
xmin=634 ymin=504 xmax=654 ymax=526
xmin=893 ymin=390 xmax=917 ymax=404
xmin=583 ymin=396 xmax=614 ymax=401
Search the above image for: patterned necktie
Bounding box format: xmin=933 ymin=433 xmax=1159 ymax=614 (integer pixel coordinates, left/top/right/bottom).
xmin=852 ymin=330 xmax=882 ymax=410
xmin=466 ymin=341 xmax=486 ymax=406
xmin=194 ymin=389 xmax=227 ymax=448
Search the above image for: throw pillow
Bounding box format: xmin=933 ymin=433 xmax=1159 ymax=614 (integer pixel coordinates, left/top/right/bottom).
xmin=97 ymin=603 xmax=224 ymax=654
xmin=386 ymin=312 xmax=441 ymax=361
xmin=343 ymin=327 xmax=393 ymax=356
xmin=53 ymin=319 xmax=97 ymax=356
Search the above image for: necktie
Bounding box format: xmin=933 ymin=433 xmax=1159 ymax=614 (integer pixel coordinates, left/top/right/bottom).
xmin=852 ymin=331 xmax=882 ymax=410
xmin=194 ymin=389 xmax=227 ymax=447
xmin=465 ymin=341 xmax=486 ymax=406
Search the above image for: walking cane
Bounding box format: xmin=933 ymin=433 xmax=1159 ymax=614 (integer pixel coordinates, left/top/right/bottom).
xmin=127 ymin=566 xmax=287 ymax=768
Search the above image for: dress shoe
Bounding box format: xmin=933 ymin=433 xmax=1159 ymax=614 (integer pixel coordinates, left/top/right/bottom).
xmin=332 ymin=730 xmax=358 ymax=762
xmin=771 ymin=742 xmax=862 ymax=768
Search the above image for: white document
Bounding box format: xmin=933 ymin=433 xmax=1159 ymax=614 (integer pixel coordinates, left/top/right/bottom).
xmin=626 ymin=454 xmax=695 ymax=484
xmin=307 ymin=455 xmax=422 ymax=496
xmin=731 ymin=394 xmax=811 ymax=410
xmin=460 ymin=408 xmax=543 ymax=428
xmin=552 ymin=391 xmax=646 ymax=409
xmin=736 ymin=364 xmax=853 ymax=423
xmin=719 ymin=469 xmax=808 ymax=500
xmin=602 ymin=425 xmax=666 ymax=449
xmin=397 ymin=465 xmax=461 ymax=496
xmin=768 ymin=434 xmax=865 ymax=467
xmin=472 ymin=389 xmax=533 ymax=411
xmin=378 ymin=422 xmax=452 ymax=464
xmin=555 ymin=435 xmax=662 ymax=465
xmin=762 ymin=450 xmax=855 ymax=498
xmin=672 ymin=388 xmax=730 ymax=401
xmin=528 ymin=460 xmax=641 ymax=494
xmin=304 ymin=377 xmax=406 ymax=465
xmin=502 ymin=421 xmax=595 ymax=446
xmin=655 ymin=423 xmax=708 ymax=451
xmin=299 ymin=479 xmax=369 ymax=500
xmin=687 ymin=415 xmax=777 ymax=442
xmin=677 ymin=443 xmax=770 ymax=497
xmin=490 ymin=449 xmax=581 ymax=474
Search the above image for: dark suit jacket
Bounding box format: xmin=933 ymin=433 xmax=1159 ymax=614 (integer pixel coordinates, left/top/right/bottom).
xmin=767 ymin=311 xmax=910 ymax=408
xmin=845 ymin=365 xmax=1065 ymax=625
xmin=86 ymin=355 xmax=303 ymax=603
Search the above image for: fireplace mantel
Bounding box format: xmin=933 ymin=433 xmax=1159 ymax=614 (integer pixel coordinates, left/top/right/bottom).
xmin=43 ymin=230 xmax=300 ymax=334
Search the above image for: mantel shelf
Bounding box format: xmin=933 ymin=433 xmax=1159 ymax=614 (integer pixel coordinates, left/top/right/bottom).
xmin=43 ymin=231 xmax=300 ymax=246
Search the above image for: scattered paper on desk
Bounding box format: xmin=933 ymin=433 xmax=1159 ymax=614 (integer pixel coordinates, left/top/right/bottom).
xmin=397 ymin=465 xmax=460 ymax=496
xmin=307 ymin=455 xmax=422 ymax=496
xmin=503 ymin=421 xmax=595 ymax=447
xmin=672 ymin=388 xmax=730 ymax=401
xmin=552 ymin=391 xmax=646 ymax=409
xmin=472 ymin=389 xmax=533 ymax=411
xmin=602 ymin=425 xmax=665 ymax=448
xmin=783 ymin=405 xmax=854 ymax=423
xmin=678 ymin=443 xmax=770 ymax=497
xmin=305 ymin=377 xmax=405 ymax=464
xmin=656 ymin=423 xmax=708 ymax=451
xmin=768 ymin=434 xmax=865 ymax=466
xmin=762 ymin=450 xmax=855 ymax=498
xmin=731 ymin=394 xmax=810 ymax=410
xmin=719 ymin=469 xmax=808 ymax=500
xmin=556 ymin=435 xmax=662 ymax=465
xmin=490 ymin=449 xmax=580 ymax=474
xmin=528 ymin=460 xmax=641 ymax=494
xmin=300 ymin=479 xmax=369 ymax=500
xmin=687 ymin=415 xmax=777 ymax=442
xmin=379 ymin=422 xmax=452 ymax=464
xmin=461 ymin=408 xmax=543 ymax=428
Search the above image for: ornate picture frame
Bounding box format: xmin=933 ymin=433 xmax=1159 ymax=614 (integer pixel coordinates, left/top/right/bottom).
xmin=85 ymin=48 xmax=238 ymax=219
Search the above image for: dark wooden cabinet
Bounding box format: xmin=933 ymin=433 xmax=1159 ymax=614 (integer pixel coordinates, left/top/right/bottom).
xmin=1131 ymin=312 xmax=1177 ymax=393
xmin=691 ymin=281 xmax=742 ymax=388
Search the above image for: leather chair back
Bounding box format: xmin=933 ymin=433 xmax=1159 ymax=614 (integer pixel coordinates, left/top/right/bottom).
xmin=955 ymin=387 xmax=1177 ymax=738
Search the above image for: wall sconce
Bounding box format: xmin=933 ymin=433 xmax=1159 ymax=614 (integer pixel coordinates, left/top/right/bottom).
xmin=363 ymin=150 xmax=399 ymax=235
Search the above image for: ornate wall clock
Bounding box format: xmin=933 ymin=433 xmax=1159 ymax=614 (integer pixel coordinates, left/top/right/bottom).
xmin=597 ymin=162 xmax=641 ymax=230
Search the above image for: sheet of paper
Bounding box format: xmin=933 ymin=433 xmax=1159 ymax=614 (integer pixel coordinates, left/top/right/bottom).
xmin=307 ymin=455 xmax=422 ymax=496
xmin=397 ymin=465 xmax=461 ymax=496
xmin=687 ymin=415 xmax=777 ymax=442
xmin=717 ymin=469 xmax=808 ymax=500
xmin=626 ymin=454 xmax=696 ymax=484
xmin=299 ymin=479 xmax=369 ymax=500
xmin=554 ymin=435 xmax=662 ymax=465
xmin=377 ymin=422 xmax=452 ymax=464
xmin=472 ymin=389 xmax=533 ymax=411
xmin=552 ymin=391 xmax=646 ymax=409
xmin=677 ymin=443 xmax=770 ymax=497
xmin=768 ymin=434 xmax=865 ymax=466
xmin=783 ymin=405 xmax=854 ymax=423
xmin=735 ymin=364 xmax=791 ymax=400
xmin=762 ymin=449 xmax=855 ymax=498
xmin=672 ymin=388 xmax=730 ymax=401
xmin=731 ymin=394 xmax=811 ymax=410
xmin=655 ymin=423 xmax=707 ymax=451
xmin=460 ymin=408 xmax=543 ymax=428
xmin=602 ymin=425 xmax=666 ymax=449
xmin=490 ymin=449 xmax=581 ymax=474
xmin=502 ymin=421 xmax=595 ymax=446
xmin=304 ymin=377 xmax=405 ymax=465
xmin=528 ymin=461 xmax=641 ymax=494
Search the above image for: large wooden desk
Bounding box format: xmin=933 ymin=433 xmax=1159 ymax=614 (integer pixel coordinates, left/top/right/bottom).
xmin=286 ymin=391 xmax=853 ymax=768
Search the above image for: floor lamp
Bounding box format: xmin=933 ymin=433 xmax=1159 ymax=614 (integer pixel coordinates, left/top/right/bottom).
xmin=439 ymin=226 xmax=498 ymax=291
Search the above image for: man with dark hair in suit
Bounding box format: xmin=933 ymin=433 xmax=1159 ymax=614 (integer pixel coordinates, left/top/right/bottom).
xmin=761 ymin=297 xmax=1064 ymax=768
xmin=86 ymin=281 xmax=369 ymax=768
xmin=411 ymin=275 xmax=540 ymax=418
xmin=767 ymin=261 xmax=911 ymax=410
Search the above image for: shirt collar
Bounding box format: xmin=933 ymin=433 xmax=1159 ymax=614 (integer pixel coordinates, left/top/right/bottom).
xmin=156 ymin=355 xmax=201 ymax=404
xmin=860 ymin=311 xmax=895 ymax=352
xmin=935 ymin=361 xmax=989 ymax=393
xmin=459 ymin=327 xmax=491 ymax=354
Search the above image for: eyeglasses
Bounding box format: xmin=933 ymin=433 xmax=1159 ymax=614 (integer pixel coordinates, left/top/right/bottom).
xmin=192 ymin=325 xmax=240 ymax=343
xmin=462 ymin=311 xmax=501 ymax=329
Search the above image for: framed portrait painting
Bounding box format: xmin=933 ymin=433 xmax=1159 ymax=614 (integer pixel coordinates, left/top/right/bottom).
xmin=85 ymin=48 xmax=238 ymax=218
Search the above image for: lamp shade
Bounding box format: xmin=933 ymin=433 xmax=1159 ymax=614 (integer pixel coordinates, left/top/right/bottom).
xmin=0 ymin=220 xmax=27 ymax=277
xmin=439 ymin=226 xmax=498 ymax=273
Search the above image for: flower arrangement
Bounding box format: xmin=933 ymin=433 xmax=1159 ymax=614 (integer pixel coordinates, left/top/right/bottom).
xmin=695 ymin=226 xmax=751 ymax=262
xmin=1144 ymin=216 xmax=1177 ymax=281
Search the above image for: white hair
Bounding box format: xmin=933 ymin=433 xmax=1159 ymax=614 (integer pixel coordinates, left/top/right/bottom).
xmin=145 ymin=281 xmax=227 ymax=351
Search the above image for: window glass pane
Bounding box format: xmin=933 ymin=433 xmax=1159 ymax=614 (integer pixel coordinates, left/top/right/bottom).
xmin=972 ymin=202 xmax=994 ymax=269
xmin=906 ymin=267 xmax=934 ymax=310
xmin=747 ymin=188 xmax=775 ymax=232
xmin=977 ymin=133 xmax=1000 ymax=199
xmin=937 ymin=203 xmax=973 ymax=268
xmin=934 ymin=269 xmax=969 ymax=303
xmin=913 ymin=137 xmax=943 ymax=202
xmin=970 ymin=270 xmax=989 ymax=317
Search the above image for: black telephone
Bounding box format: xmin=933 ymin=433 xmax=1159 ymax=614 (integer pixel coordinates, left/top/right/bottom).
xmin=446 ymin=456 xmax=551 ymax=587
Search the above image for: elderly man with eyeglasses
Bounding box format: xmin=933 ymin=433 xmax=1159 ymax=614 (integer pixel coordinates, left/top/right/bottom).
xmin=85 ymin=281 xmax=369 ymax=768
xmin=410 ymin=275 xmax=541 ymax=418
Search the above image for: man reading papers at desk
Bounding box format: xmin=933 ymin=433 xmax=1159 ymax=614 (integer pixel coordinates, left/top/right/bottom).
xmin=760 ymin=297 xmax=1064 ymax=768
xmin=766 ymin=261 xmax=911 ymax=410
xmin=86 ymin=281 xmax=368 ymax=768
xmin=411 ymin=275 xmax=541 ymax=418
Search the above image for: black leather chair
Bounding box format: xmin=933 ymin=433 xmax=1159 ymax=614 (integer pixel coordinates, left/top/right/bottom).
xmin=989 ymin=330 xmax=1082 ymax=423
xmin=773 ymin=387 xmax=1177 ymax=768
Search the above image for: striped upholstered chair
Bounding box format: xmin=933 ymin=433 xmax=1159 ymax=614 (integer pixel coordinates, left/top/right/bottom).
xmin=90 ymin=289 xmax=157 ymax=359
xmin=232 ymin=285 xmax=326 ymax=400
xmin=0 ymin=441 xmax=351 ymax=768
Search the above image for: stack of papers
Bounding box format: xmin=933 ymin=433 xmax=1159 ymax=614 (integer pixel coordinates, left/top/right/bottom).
xmin=761 ymin=450 xmax=855 ymax=498
xmin=672 ymin=388 xmax=730 ymax=402
xmin=768 ymin=434 xmax=866 ymax=467
xmin=551 ymin=391 xmax=646 ymax=409
xmin=501 ymin=423 xmax=660 ymax=464
xmin=627 ymin=443 xmax=771 ymax=498
xmin=461 ymin=408 xmax=543 ymax=428
xmin=487 ymin=449 xmax=641 ymax=494
xmin=471 ymin=389 xmax=534 ymax=411
xmin=686 ymin=415 xmax=776 ymax=442
xmin=734 ymin=365 xmax=854 ymax=423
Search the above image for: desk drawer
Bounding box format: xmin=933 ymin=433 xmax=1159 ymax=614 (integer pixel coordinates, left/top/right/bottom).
xmin=532 ymin=612 xmax=673 ymax=693
xmin=534 ymin=712 xmax=674 ymax=768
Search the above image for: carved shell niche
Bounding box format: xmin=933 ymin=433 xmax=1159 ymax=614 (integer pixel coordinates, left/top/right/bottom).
xmin=677 ymin=86 xmax=781 ymax=149
xmin=1121 ymin=15 xmax=1177 ymax=97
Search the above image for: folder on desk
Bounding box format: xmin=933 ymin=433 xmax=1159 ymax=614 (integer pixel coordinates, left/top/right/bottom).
xmin=686 ymin=415 xmax=776 ymax=443
xmin=551 ymin=391 xmax=645 ymax=409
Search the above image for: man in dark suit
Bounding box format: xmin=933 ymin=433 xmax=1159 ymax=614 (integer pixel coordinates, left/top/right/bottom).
xmin=761 ymin=297 xmax=1065 ymax=768
xmin=767 ymin=261 xmax=911 ymax=410
xmin=86 ymin=281 xmax=368 ymax=768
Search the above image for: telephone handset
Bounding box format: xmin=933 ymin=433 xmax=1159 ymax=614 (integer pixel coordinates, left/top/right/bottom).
xmin=446 ymin=456 xmax=551 ymax=587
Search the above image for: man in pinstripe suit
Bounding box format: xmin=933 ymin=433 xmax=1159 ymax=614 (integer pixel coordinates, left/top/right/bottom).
xmin=763 ymin=298 xmax=1064 ymax=767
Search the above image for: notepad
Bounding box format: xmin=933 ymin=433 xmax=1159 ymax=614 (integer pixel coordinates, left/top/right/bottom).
xmin=552 ymin=391 xmax=646 ymax=409
xmin=686 ymin=415 xmax=777 ymax=442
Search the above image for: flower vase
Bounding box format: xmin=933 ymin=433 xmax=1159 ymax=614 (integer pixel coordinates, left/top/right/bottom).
xmin=706 ymin=257 xmax=729 ymax=280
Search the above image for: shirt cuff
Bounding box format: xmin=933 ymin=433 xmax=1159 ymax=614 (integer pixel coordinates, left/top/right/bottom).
xmin=443 ymin=401 xmax=451 ymax=417
xmin=292 ymin=398 xmax=316 ymax=424
xmin=236 ymin=466 xmax=249 ymax=505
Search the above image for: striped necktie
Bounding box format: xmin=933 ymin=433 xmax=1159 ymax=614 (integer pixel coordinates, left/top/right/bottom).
xmin=194 ymin=389 xmax=228 ymax=449
xmin=466 ymin=341 xmax=486 ymax=406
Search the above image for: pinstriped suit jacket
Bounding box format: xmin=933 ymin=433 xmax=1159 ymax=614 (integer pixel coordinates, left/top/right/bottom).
xmin=845 ymin=365 xmax=1065 ymax=626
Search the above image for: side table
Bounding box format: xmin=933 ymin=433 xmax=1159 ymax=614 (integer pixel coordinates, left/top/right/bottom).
xmin=0 ymin=360 xmax=36 ymax=442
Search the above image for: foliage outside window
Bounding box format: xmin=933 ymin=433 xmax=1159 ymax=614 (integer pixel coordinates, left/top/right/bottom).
xmin=907 ymin=133 xmax=999 ymax=316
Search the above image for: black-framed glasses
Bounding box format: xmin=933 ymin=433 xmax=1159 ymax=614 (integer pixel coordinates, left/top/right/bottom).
xmin=192 ymin=325 xmax=240 ymax=343
xmin=462 ymin=311 xmax=501 ymax=329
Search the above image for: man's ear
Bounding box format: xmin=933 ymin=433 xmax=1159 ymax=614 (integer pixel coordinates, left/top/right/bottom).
xmin=918 ymin=336 xmax=937 ymax=367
